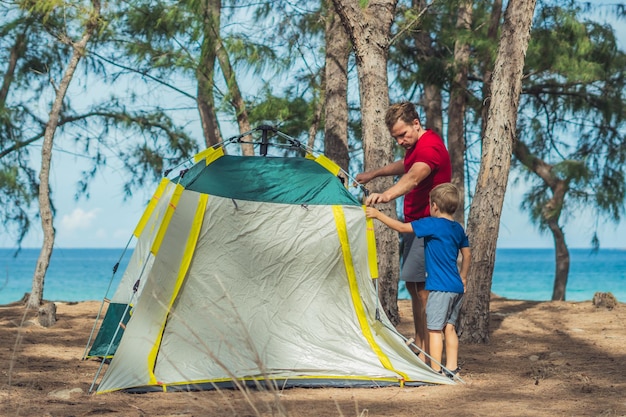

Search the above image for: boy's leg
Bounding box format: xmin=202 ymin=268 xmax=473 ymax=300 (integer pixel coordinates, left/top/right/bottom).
xmin=444 ymin=324 xmax=459 ymax=371
xmin=428 ymin=329 xmax=444 ymax=372
xmin=426 ymin=291 xmax=451 ymax=372
xmin=443 ymin=293 xmax=464 ymax=373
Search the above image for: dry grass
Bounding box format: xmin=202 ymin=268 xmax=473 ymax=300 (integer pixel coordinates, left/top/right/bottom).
xmin=1 ymin=297 xmax=626 ymax=416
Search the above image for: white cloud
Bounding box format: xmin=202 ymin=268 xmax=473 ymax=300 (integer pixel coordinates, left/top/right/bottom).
xmin=60 ymin=208 xmax=100 ymax=232
xmin=113 ymin=228 xmax=132 ymax=240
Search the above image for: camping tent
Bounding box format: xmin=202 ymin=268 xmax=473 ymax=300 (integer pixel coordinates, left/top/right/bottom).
xmin=88 ymin=137 xmax=453 ymax=394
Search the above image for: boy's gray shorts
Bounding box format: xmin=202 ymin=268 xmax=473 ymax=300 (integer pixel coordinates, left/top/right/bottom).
xmin=426 ymin=291 xmax=464 ymax=331
xmin=400 ymin=232 xmax=425 ymax=283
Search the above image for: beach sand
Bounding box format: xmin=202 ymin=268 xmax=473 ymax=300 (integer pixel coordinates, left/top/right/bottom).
xmin=1 ymin=296 xmax=625 ymax=416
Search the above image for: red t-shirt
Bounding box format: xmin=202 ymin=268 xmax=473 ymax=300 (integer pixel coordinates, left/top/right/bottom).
xmin=403 ymin=130 xmax=452 ymax=222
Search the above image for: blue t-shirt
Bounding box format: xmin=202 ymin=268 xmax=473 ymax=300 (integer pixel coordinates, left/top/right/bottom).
xmin=410 ymin=217 xmax=469 ymax=293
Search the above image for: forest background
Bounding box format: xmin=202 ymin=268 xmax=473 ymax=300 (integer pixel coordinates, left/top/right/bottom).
xmin=1 ymin=0 xmax=624 ymax=251
xmin=0 ymin=0 xmax=625 ymax=340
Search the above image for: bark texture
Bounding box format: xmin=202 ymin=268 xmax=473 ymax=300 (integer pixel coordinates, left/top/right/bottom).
xmin=446 ymin=0 xmax=473 ymax=225
xmin=332 ymin=0 xmax=400 ymax=323
xmin=38 ymin=302 xmax=57 ymax=327
xmin=459 ymin=0 xmax=537 ymax=343
xmin=216 ymin=38 xmax=254 ymax=156
xmin=323 ymin=0 xmax=351 ymax=175
xmin=413 ymin=0 xmax=443 ymax=136
xmin=480 ymin=0 xmax=503 ymax=135
xmin=28 ymin=1 xmax=102 ymax=309
xmin=197 ymin=0 xmax=224 ymax=148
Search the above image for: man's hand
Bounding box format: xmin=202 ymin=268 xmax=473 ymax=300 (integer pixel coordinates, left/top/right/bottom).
xmin=365 ymin=192 xmax=390 ymax=206
xmin=354 ymin=172 xmax=375 ymax=185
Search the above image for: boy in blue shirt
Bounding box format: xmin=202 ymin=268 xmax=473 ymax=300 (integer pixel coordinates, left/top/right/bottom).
xmin=365 ymin=182 xmax=471 ymax=378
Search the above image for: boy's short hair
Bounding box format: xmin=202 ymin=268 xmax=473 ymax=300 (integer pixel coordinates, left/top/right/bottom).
xmin=430 ymin=183 xmax=460 ymax=215
xmin=385 ymin=101 xmax=421 ymax=131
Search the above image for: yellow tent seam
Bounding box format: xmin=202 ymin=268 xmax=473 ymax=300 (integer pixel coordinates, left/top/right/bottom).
xmin=314 ymin=154 xmax=341 ymax=176
xmin=331 ymin=206 xmax=408 ymax=381
xmin=133 ymin=178 xmax=170 ymax=238
xmin=364 ymin=207 xmax=379 ymax=279
xmin=205 ymin=147 xmax=225 ymax=165
xmin=151 ymin=184 xmax=184 ymax=255
xmin=193 ymin=146 xmax=225 ymax=165
xmin=146 ymin=193 xmax=209 ymax=385
xmin=159 ymin=374 xmax=402 ymax=387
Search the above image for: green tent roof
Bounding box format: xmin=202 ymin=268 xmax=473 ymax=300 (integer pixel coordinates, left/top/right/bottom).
xmin=176 ymin=155 xmax=361 ymax=206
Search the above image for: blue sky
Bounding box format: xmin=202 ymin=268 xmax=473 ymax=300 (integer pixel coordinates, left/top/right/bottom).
xmin=1 ymin=2 xmax=624 ymax=250
xmin=3 ymin=139 xmax=624 ymax=250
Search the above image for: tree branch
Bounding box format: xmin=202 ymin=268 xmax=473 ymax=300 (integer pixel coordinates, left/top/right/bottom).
xmin=89 ymin=50 xmax=196 ymax=100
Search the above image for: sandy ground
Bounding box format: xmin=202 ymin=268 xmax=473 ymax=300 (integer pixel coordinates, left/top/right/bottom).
xmin=1 ymin=295 xmax=625 ymax=417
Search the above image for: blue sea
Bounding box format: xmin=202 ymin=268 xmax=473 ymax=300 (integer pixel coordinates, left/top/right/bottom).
xmin=0 ymin=248 xmax=624 ymax=304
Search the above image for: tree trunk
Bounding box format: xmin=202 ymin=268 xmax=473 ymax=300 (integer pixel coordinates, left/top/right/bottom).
xmin=413 ymin=0 xmax=443 ymax=136
xmin=548 ymin=217 xmax=570 ymax=301
xmin=323 ymin=0 xmax=350 ymax=175
xmin=28 ymin=1 xmax=101 ymax=309
xmin=38 ymin=302 xmax=57 ymax=327
xmin=480 ymin=0 xmax=503 ymax=135
xmin=513 ymin=137 xmax=571 ymax=301
xmin=197 ymin=0 xmax=223 ymax=149
xmin=198 ymin=0 xmax=255 ymax=157
xmin=459 ymin=0 xmax=537 ymax=343
xmin=446 ymin=0 xmax=472 ymax=225
xmin=307 ymin=91 xmax=324 ymax=151
xmin=332 ymin=0 xmax=400 ymax=324
xmin=215 ymin=38 xmax=254 ymax=156
xmin=0 ymin=31 xmax=27 ymax=107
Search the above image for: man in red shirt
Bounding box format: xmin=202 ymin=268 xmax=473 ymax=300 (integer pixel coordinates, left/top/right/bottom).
xmin=355 ymin=101 xmax=452 ymax=363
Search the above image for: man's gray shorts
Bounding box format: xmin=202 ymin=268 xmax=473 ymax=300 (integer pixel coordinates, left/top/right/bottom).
xmin=426 ymin=291 xmax=464 ymax=331
xmin=400 ymin=232 xmax=425 ymax=283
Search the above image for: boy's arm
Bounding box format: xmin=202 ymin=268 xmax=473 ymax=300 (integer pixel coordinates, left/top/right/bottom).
xmin=459 ymin=246 xmax=471 ymax=292
xmin=365 ymin=207 xmax=413 ymax=234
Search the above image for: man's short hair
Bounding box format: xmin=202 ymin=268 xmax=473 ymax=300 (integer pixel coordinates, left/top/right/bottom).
xmin=385 ymin=101 xmax=421 ymax=131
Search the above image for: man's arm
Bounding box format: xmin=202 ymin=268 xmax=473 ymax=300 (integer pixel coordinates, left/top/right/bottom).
xmin=366 ymin=161 xmax=432 ymax=205
xmin=354 ymin=160 xmax=405 ymax=185
xmin=365 ymin=207 xmax=413 ymax=234
xmin=459 ymin=246 xmax=471 ymax=292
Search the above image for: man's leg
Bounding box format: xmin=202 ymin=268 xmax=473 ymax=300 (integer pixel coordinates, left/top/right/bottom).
xmin=405 ymin=281 xmax=427 ymax=361
xmin=417 ymin=283 xmax=430 ymax=359
xmin=401 ymin=233 xmax=427 ymax=360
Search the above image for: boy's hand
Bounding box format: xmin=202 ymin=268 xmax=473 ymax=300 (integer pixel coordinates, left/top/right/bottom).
xmin=365 ymin=207 xmax=380 ymax=219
